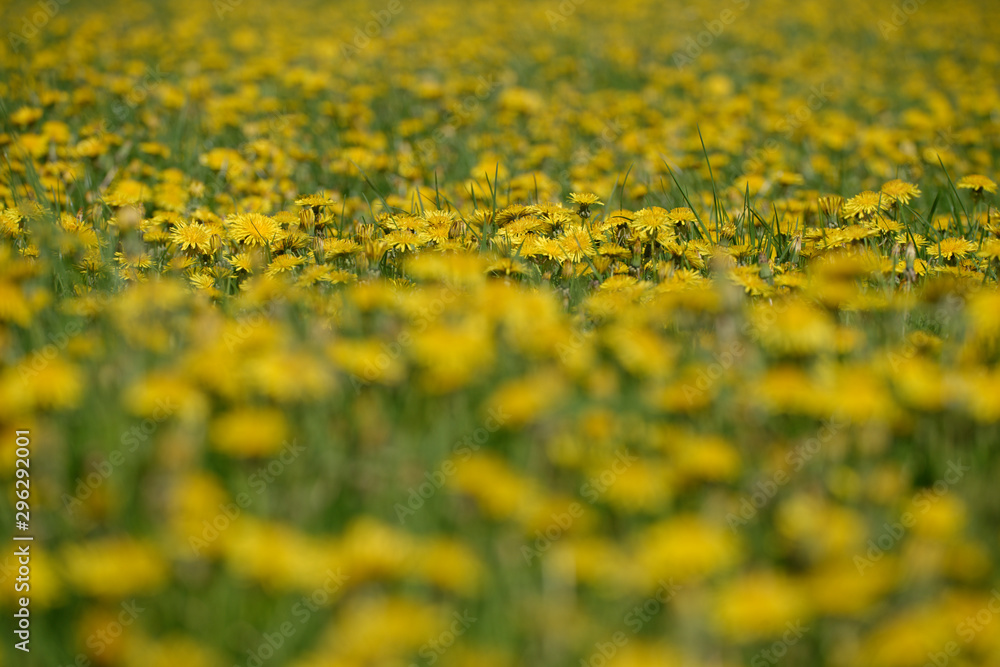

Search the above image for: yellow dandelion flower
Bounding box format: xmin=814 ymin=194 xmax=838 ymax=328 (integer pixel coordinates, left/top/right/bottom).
xmin=598 ymin=459 xmax=673 ymax=512
xmin=558 ymin=226 xmax=597 ymax=262
xmin=776 ymin=171 xmax=805 ymax=186
xmin=957 ymin=174 xmax=997 ymax=194
xmin=880 ymin=179 xmax=921 ymax=204
xmin=666 ymin=207 xmax=698 ymax=224
xmin=714 ymin=571 xmax=809 ymax=641
xmin=122 ymin=636 xmax=222 ymax=667
xmin=10 ymin=106 xmax=43 ymax=126
xmin=265 ymin=253 xmax=305 ymax=277
xmin=125 ymin=372 xmax=207 ymax=421
xmin=168 ymin=472 xmax=231 ymax=557
xmin=450 ymin=454 xmax=542 ymax=521
xmin=977 ymin=238 xmax=1000 ymax=260
xmin=0 ymin=280 xmax=33 ymax=325
xmin=484 ymin=371 xmax=567 ymax=427
xmin=0 ymin=210 xmax=23 ymax=238
xmin=104 ymin=180 xmax=148 ymax=207
xmin=295 ymin=264 xmax=333 ymax=287
xmin=806 ymin=556 xmax=897 ymax=615
xmin=62 ymin=538 xmax=168 ymax=598
xmin=673 ymin=434 xmax=741 ymax=483
xmin=630 ymin=207 xmax=673 ymax=236
xmin=894 ymin=257 xmax=928 ymax=276
xmin=410 ymin=321 xmax=494 ymax=393
xmin=413 ymin=539 xmax=483 ymax=594
xmin=227 ymin=251 xmax=259 ymax=274
xmin=568 ymin=192 xmax=603 ymax=218
xmin=226 ymin=212 xmax=283 ymax=247
xmin=188 ymin=271 xmax=218 ymax=294
xmin=842 ymin=190 xmax=888 ymax=219
xmin=114 ymin=251 xmax=153 ymax=270
xmin=895 ymin=232 xmax=928 ymax=249
xmin=546 ymin=536 xmax=630 ymax=589
xmin=295 ymin=193 xmax=336 ymax=207
xmin=209 ymin=407 xmax=290 ymax=457
xmin=19 ymin=356 xmax=84 ymax=409
xmin=322 ymin=238 xmax=361 ymax=256
xmin=750 ymin=300 xmax=837 ymax=355
xmin=336 ymin=517 xmax=415 ymax=582
xmin=246 ymin=351 xmax=334 ymax=401
xmin=929 ymin=237 xmax=976 ymax=260
xmin=856 ymin=600 xmax=962 ymax=667
xmin=604 ymin=325 xmax=676 ymax=377
xmin=633 ymin=514 xmax=740 ymax=586
xmin=170 ymin=220 xmax=214 ymax=254
xmin=568 ymin=192 xmax=603 ymax=206
xmin=905 ymin=493 xmax=967 ymax=540
xmin=331 ymin=595 xmax=447 ymax=662
xmin=221 ymin=517 xmax=331 ymax=590
xmin=485 ymin=257 xmax=528 ymax=276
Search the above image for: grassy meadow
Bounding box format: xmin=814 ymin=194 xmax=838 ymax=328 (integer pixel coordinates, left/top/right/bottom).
xmin=2 ymin=0 xmax=1000 ymax=665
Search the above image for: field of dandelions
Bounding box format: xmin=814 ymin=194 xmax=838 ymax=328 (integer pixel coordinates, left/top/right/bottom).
xmin=2 ymin=0 xmax=1000 ymax=665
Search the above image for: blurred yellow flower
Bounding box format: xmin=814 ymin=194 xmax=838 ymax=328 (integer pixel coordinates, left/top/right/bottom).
xmin=125 ymin=372 xmax=207 ymax=421
xmin=62 ymin=538 xmax=168 ymax=598
xmin=633 ymin=514 xmax=741 ymax=587
xmin=209 ymin=406 xmax=290 ymax=456
xmin=123 ymin=635 xmax=222 ymax=667
xmin=484 ymin=370 xmax=567 ymax=427
xmin=411 ymin=320 xmax=495 ymax=393
xmin=672 ymin=434 xmax=741 ymax=483
xmin=450 ymin=454 xmax=542 ymax=521
xmin=414 ymin=538 xmax=484 ymax=595
xmin=751 ymin=299 xmax=837 ymax=356
xmin=714 ymin=571 xmax=809 ymax=641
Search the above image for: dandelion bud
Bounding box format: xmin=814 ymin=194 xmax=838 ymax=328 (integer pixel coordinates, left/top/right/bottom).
xmin=759 ymin=252 xmax=773 ymax=284
xmin=299 ymin=207 xmax=315 ymax=229
xmin=904 ymin=243 xmax=917 ymax=283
